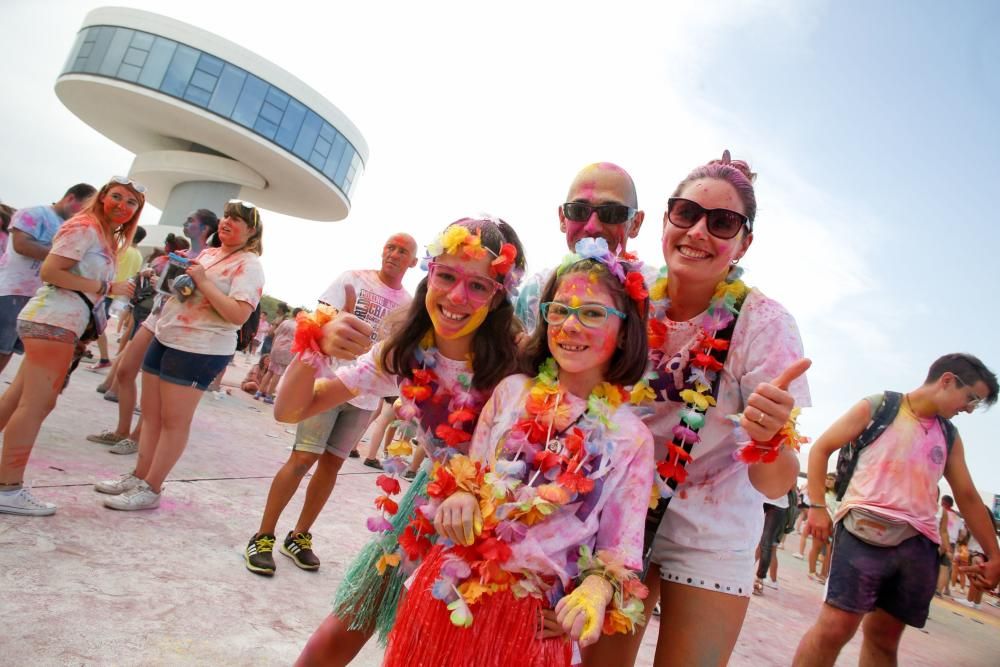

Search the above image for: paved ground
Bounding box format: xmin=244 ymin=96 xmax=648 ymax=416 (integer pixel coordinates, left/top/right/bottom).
xmin=1 ymin=351 xmax=998 ymax=666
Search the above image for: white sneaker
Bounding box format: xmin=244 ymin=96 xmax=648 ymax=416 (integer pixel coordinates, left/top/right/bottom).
xmin=103 ymin=480 xmax=160 ymax=511
xmin=792 ymin=553 xmax=805 ymax=560
xmin=94 ymin=472 xmax=140 ymax=495
xmin=0 ymin=486 xmax=56 ymax=516
xmin=109 ymin=438 xmax=138 ymax=455
xmin=765 ymin=579 xmax=779 ymax=590
xmin=957 ymin=599 xmax=981 ymax=610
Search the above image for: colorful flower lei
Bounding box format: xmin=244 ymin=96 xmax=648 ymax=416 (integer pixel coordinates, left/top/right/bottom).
xmin=733 ymin=407 xmax=810 ymax=463
xmin=291 ymin=305 xmax=340 ymax=377
xmin=422 ymin=358 xmax=647 ymax=633
xmin=633 ymin=266 xmax=750 ymax=507
xmin=422 ymin=222 xmax=523 ymax=295
xmin=557 ymin=238 xmax=648 ymax=315
xmin=368 ymin=332 xmax=488 ymax=575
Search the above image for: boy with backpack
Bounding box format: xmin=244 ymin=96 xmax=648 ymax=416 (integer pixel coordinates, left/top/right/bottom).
xmin=793 ymin=353 xmax=1000 ymax=667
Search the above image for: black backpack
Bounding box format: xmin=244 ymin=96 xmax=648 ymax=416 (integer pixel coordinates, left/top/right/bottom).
xmin=834 ymin=391 xmax=957 ymax=500
xmin=237 ymin=304 xmax=262 ymax=352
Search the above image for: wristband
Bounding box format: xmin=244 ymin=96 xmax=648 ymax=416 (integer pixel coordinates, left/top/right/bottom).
xmin=808 ymin=504 xmax=827 ymax=509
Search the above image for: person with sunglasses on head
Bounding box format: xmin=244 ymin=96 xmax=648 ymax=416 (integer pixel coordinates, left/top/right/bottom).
xmin=0 ymin=177 xmax=142 ymax=516
xmin=290 ymin=218 xmax=525 ymax=666
xmin=793 ymin=353 xmax=1000 ymax=667
xmin=0 ymin=183 xmax=97 ymax=377
xmin=583 ymin=151 xmax=811 ymax=667
xmin=94 ymin=199 xmax=264 ymax=510
xmin=244 ymin=233 xmax=417 ymax=577
xmin=88 ymin=211 xmax=217 ymax=456
xmin=515 ymin=162 xmax=647 ymax=335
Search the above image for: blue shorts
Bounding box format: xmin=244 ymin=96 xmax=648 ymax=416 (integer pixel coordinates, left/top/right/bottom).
xmin=825 ymin=522 xmax=939 ymax=628
xmin=0 ymin=295 xmax=30 ymax=355
xmin=142 ymin=337 xmax=232 ymax=391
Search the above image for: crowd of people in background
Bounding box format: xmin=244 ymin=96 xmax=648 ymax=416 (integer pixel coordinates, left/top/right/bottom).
xmin=0 ymin=155 xmax=998 ymax=667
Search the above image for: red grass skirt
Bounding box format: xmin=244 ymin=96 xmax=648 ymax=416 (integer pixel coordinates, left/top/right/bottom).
xmin=383 ymin=545 xmax=572 ymax=667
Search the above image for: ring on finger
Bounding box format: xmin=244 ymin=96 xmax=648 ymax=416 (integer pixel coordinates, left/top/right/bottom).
xmin=754 ymin=410 xmax=766 ymax=425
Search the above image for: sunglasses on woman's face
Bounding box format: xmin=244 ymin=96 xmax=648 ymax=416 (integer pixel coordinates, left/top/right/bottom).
xmin=665 ymin=197 xmax=750 ymax=240
xmin=562 ymin=202 xmax=636 ymax=226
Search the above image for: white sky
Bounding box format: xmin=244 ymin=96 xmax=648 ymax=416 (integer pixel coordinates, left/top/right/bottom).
xmin=3 ymin=0 xmax=998 ymax=507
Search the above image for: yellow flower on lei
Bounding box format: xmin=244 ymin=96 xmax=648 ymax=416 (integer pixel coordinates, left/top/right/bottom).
xmin=592 ymin=382 xmax=624 ymax=409
xmin=448 ymin=455 xmax=480 ymax=492
xmin=713 ymin=278 xmax=749 ymax=302
xmin=375 ymin=552 xmax=400 ymax=575
xmin=386 ymin=437 xmax=414 ymax=457
xmin=649 ymin=277 xmax=669 ymax=302
xmin=679 ymin=388 xmax=716 ymax=411
xmin=630 ymin=381 xmax=656 ymax=405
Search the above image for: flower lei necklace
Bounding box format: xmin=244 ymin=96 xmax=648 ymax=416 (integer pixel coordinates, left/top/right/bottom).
xmin=367 ymin=331 xmax=488 ymax=575
xmin=421 ymin=358 xmax=647 ymax=634
xmin=633 ymin=266 xmax=808 ymax=553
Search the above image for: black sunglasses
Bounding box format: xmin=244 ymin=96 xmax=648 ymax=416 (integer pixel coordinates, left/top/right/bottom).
xmin=665 ymin=197 xmax=751 ymax=239
xmin=562 ymin=202 xmax=636 ymax=226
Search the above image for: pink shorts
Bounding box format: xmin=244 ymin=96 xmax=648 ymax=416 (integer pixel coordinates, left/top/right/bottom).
xmin=267 ymin=360 xmax=287 ymax=376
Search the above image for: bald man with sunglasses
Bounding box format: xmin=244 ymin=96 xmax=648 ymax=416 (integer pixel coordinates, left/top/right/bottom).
xmin=515 ymin=162 xmax=646 ymax=334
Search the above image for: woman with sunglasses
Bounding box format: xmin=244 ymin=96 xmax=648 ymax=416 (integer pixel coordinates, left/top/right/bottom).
xmin=0 ymin=177 xmax=143 ymax=516
xmin=94 ymin=200 xmax=264 ymax=510
xmin=286 ymin=217 xmax=525 ymax=666
xmin=583 ymin=152 xmax=811 ymax=666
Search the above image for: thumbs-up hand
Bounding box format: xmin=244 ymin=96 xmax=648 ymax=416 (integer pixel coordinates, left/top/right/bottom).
xmin=318 ymin=284 xmax=373 ymax=361
xmin=740 ymin=358 xmax=811 ymax=443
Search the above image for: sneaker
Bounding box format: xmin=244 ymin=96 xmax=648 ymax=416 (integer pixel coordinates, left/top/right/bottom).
xmin=89 ymin=359 xmax=112 ymax=371
xmin=104 ymin=392 xmax=119 ymax=403
xmin=103 ymin=480 xmax=160 ymax=510
xmin=792 ymin=553 xmax=805 ymax=560
xmin=363 ymin=458 xmax=383 ymax=470
xmin=348 ymin=449 xmax=360 ymax=459
xmin=94 ymin=472 xmax=141 ymax=495
xmin=765 ymin=579 xmax=779 ymax=590
xmin=245 ymin=533 xmax=277 ymax=576
xmin=652 ymin=602 xmax=661 ymax=617
xmin=253 ymin=391 xmax=262 ymax=401
xmin=262 ymin=395 xmax=275 ymax=404
xmin=109 ymin=438 xmax=139 ymax=455
xmin=96 ymin=383 xmax=109 ymax=394
xmin=403 ymin=469 xmax=417 ymax=480
xmin=87 ymin=430 xmax=127 ymax=446
xmin=752 ymin=578 xmax=764 ymax=596
xmin=956 ymin=599 xmax=982 ymax=610
xmin=0 ymin=486 xmax=56 ymax=516
xmin=281 ymin=531 xmax=321 ymax=570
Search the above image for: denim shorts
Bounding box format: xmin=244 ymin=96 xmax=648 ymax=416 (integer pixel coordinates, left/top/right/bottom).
xmin=0 ymin=295 xmax=31 ymax=354
xmin=293 ymin=403 xmax=372 ymax=459
xmin=825 ymin=522 xmax=939 ymax=627
xmin=142 ymin=336 xmax=232 ymax=391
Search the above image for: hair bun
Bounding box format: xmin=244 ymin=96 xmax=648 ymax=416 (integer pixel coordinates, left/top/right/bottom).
xmin=709 ymin=149 xmax=756 ymax=183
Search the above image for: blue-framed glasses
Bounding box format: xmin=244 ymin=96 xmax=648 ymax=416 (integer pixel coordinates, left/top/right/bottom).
xmin=540 ymin=301 xmax=627 ymax=328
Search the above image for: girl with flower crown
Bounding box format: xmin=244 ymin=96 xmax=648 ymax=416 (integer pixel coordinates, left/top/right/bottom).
xmin=380 ymin=243 xmax=654 ymax=667
xmin=583 ymin=152 xmax=811 ymax=667
xmin=279 ymin=217 xmax=525 ymax=666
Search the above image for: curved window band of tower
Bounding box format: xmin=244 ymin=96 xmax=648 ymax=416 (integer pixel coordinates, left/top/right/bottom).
xmin=62 ymin=25 xmax=363 ymax=201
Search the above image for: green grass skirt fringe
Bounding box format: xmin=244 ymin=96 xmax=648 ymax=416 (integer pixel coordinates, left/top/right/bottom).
xmin=332 ymin=466 xmax=430 ymax=645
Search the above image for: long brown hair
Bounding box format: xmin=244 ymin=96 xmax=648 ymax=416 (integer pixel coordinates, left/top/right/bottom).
xmin=82 ymin=178 xmax=146 ymax=255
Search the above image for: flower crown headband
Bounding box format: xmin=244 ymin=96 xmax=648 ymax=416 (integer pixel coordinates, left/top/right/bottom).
xmin=422 ymin=220 xmax=524 ymax=295
xmin=556 ymin=237 xmax=649 ymax=316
